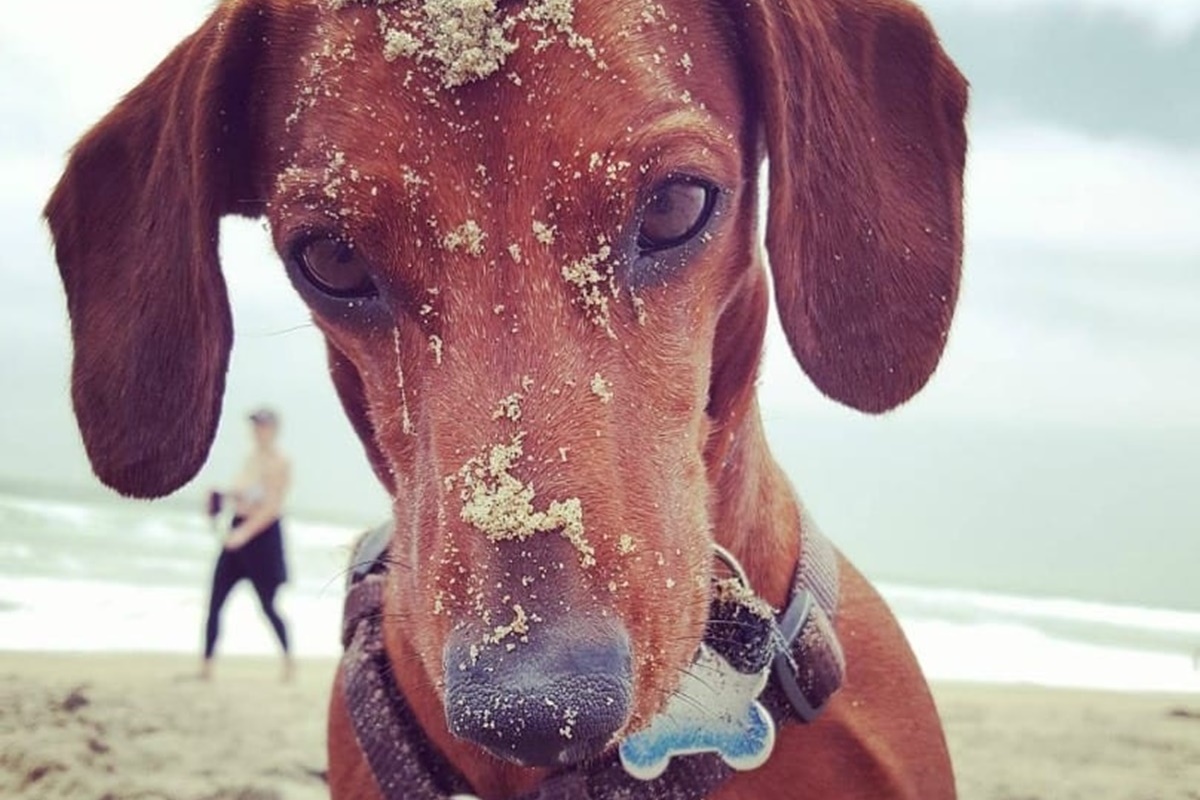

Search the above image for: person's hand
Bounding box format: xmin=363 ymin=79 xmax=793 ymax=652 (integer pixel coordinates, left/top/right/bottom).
xmin=224 ymin=529 xmax=250 ymax=551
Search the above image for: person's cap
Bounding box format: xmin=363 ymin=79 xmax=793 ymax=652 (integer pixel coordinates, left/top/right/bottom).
xmin=248 ymin=407 xmax=279 ymax=425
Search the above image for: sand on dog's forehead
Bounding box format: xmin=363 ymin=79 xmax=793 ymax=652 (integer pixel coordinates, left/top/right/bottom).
xmin=327 ymin=0 xmax=595 ymax=89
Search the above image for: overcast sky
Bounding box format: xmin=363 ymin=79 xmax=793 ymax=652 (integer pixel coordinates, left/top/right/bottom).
xmin=2 ymin=0 xmax=1198 ymax=608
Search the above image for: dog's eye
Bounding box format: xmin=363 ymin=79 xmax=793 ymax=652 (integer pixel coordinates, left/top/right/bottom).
xmin=293 ymin=237 xmax=377 ymax=298
xmin=637 ymin=179 xmax=718 ymax=253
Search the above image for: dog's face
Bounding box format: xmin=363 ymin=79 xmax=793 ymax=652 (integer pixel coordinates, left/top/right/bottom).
xmin=45 ymin=0 xmax=966 ymax=771
xmin=269 ymin=2 xmax=758 ymax=763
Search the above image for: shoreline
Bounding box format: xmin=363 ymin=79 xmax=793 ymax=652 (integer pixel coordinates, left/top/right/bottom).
xmin=3 ymin=652 xmax=1199 ymax=799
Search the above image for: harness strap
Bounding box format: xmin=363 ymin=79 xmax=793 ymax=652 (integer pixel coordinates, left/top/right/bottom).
xmin=339 ymin=523 xmax=844 ymax=800
xmin=342 ymin=611 xmax=476 ymax=799
xmin=765 ymin=526 xmax=844 ymax=723
xmin=340 ymin=524 xmax=474 ymax=798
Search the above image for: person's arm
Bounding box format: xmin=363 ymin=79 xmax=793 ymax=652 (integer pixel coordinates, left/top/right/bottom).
xmin=224 ymin=458 xmax=291 ymax=550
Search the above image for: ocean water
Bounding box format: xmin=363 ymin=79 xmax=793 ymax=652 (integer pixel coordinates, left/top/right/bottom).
xmin=2 ymin=493 xmax=1198 ymax=694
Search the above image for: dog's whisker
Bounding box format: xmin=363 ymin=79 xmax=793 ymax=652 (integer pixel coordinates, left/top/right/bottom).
xmin=654 ymin=686 xmax=724 ymax=728
xmin=705 ymin=617 xmax=773 ymax=630
xmin=673 ymin=690 xmax=726 ymax=724
xmin=676 ymin=664 xmax=724 ymax=696
xmin=255 ymin=322 xmax=318 ymax=337
xmin=326 ymin=552 xmax=416 ymax=588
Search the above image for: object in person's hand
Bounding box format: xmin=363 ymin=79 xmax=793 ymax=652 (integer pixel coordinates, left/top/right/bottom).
xmin=206 ymin=491 xmax=223 ymax=518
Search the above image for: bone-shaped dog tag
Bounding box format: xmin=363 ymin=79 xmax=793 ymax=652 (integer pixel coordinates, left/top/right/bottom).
xmin=618 ymin=643 xmax=776 ymax=781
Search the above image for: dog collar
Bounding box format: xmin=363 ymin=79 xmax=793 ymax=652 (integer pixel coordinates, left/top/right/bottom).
xmin=339 ymin=524 xmax=844 ymax=799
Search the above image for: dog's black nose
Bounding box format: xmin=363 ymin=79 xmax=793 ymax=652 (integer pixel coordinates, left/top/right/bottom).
xmin=444 ymin=621 xmax=633 ymax=767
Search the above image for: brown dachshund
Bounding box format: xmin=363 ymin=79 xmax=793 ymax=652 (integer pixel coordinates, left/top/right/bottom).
xmin=45 ymin=1 xmax=966 ymax=798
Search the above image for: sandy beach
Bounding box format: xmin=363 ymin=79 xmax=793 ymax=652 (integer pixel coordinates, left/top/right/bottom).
xmin=1 ymin=653 xmax=334 ymax=800
xmin=2 ymin=652 xmax=1198 ymax=799
xmin=936 ymin=683 xmax=1200 ymax=800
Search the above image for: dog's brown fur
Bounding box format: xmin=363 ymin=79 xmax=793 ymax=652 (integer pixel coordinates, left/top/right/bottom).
xmin=46 ymin=1 xmax=967 ymax=797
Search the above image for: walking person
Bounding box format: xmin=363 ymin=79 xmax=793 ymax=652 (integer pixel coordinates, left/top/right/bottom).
xmin=202 ymin=407 xmax=293 ymax=681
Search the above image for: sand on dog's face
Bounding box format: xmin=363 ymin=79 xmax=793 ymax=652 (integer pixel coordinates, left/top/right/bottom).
xmin=267 ymin=0 xmax=755 ymax=729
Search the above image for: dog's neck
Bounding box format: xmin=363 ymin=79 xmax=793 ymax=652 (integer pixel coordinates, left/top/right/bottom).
xmin=711 ymin=400 xmax=804 ymax=610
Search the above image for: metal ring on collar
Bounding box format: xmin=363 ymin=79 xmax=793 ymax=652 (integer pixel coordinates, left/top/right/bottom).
xmin=711 ymin=542 xmax=751 ymax=588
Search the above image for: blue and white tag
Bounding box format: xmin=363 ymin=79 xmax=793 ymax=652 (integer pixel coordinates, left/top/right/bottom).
xmin=618 ymin=643 xmax=776 ymax=781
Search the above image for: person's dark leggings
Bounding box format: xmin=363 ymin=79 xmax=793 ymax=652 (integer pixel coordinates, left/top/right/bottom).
xmin=203 ymin=551 xmax=290 ymax=659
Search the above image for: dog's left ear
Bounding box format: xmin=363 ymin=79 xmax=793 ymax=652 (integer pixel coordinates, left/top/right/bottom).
xmin=44 ymin=1 xmax=278 ymax=497
xmin=740 ymin=0 xmax=968 ymax=413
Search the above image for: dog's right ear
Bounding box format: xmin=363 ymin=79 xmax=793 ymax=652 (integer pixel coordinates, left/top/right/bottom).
xmin=44 ymin=1 xmax=279 ymax=498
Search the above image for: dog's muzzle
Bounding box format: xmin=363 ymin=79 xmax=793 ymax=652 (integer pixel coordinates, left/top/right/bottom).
xmin=338 ymin=522 xmax=845 ymax=799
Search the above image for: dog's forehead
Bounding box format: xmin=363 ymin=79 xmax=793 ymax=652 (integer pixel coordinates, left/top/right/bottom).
xmin=272 ymin=0 xmax=746 ymax=223
xmin=296 ymin=0 xmax=740 ymax=91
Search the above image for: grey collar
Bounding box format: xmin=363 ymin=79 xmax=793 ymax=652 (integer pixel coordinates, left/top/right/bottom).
xmin=339 ymin=524 xmax=844 ymax=800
